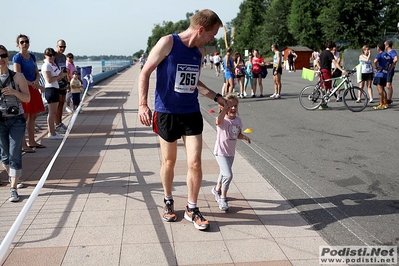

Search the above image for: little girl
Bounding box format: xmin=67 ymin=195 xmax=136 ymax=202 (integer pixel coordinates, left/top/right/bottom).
xmin=212 ymin=93 xmax=251 ymax=211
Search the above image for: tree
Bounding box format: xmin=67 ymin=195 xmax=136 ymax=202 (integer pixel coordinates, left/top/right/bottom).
xmin=380 ymin=0 xmax=399 ymax=36
xmin=260 ymin=0 xmax=295 ymax=57
xmin=288 ymin=0 xmax=325 ymax=50
xmin=317 ymin=0 xmax=382 ymax=48
xmin=231 ymin=0 xmax=270 ymax=55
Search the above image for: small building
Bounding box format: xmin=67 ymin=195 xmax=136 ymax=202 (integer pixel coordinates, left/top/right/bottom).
xmin=282 ymin=46 xmax=313 ymax=70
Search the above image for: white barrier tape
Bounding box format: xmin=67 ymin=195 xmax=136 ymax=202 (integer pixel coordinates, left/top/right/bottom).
xmin=0 ymin=74 xmax=93 ymax=263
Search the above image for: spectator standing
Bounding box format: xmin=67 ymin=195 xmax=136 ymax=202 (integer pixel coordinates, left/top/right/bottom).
xmin=54 ymin=40 xmax=68 ymax=134
xmin=312 ymin=48 xmax=320 ymax=71
xmin=331 ymin=46 xmax=343 ymax=101
xmin=139 ymin=54 xmax=146 ymax=70
xmin=211 ymin=93 xmax=250 ymax=211
xmin=316 ymin=41 xmax=347 ymax=110
xmin=70 ymin=71 xmax=83 ymax=111
xmin=0 ymin=45 xmax=30 ymax=202
xmin=244 ymin=54 xmax=254 ymax=97
xmin=223 ymin=47 xmax=235 ymax=95
xmin=213 ymin=52 xmax=221 ymax=76
xmin=138 ymin=9 xmax=224 ymax=231
xmin=385 ymin=40 xmax=398 ymax=104
xmin=270 ymin=44 xmax=282 ymax=99
xmin=12 ymin=34 xmax=46 ymax=153
xmin=65 ymin=53 xmax=77 ymax=114
xmin=251 ymin=49 xmax=265 ymax=97
xmin=287 ymin=50 xmax=297 ymax=72
xmin=234 ymin=52 xmax=246 ymax=98
xmin=41 ymin=48 xmax=66 ymax=139
xmin=372 ymin=43 xmax=393 ymax=110
xmin=358 ymin=45 xmax=374 ymax=103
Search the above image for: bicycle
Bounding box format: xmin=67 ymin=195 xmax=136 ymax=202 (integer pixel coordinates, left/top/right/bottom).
xmin=299 ymin=69 xmax=368 ymax=112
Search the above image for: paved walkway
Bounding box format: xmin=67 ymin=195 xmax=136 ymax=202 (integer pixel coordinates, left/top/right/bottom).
xmin=0 ymin=65 xmax=331 ymax=266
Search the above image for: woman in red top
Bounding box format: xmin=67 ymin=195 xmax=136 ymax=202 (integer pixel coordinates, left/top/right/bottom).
xmin=251 ymin=49 xmax=265 ymax=97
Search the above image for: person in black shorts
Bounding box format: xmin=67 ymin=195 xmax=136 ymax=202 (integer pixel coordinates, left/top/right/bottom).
xmin=138 ymin=9 xmax=226 ymax=231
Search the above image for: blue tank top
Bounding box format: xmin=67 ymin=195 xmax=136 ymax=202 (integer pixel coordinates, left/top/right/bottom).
xmin=154 ymin=34 xmax=202 ymax=114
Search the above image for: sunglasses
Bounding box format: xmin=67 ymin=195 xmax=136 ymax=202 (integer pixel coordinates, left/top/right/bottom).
xmin=19 ymin=40 xmax=30 ymax=45
xmin=59 ymin=46 xmax=66 ymax=49
xmin=0 ymin=53 xmax=8 ymax=59
xmin=46 ymin=54 xmax=55 ymax=57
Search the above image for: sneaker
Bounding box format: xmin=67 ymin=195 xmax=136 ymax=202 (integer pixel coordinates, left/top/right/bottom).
xmin=373 ymin=104 xmax=384 ymax=110
xmin=65 ymin=106 xmax=73 ymax=114
xmin=48 ymin=132 xmax=64 ymax=140
xmin=239 ymin=93 xmax=243 ymax=99
xmin=60 ymin=123 xmax=68 ymax=130
xmin=318 ymin=104 xmax=329 ymax=110
xmin=387 ymin=99 xmax=393 ymax=105
xmin=243 ymin=91 xmax=247 ymax=97
xmin=8 ymin=177 xmax=23 ymax=189
xmin=184 ymin=206 xmax=210 ymax=231
xmin=9 ymin=188 xmax=19 ymax=202
xmin=382 ymin=103 xmax=389 ymax=109
xmin=211 ymin=186 xmax=221 ymax=203
xmin=55 ymin=124 xmax=66 ymax=134
xmin=369 ymin=98 xmax=374 ymax=103
xmin=219 ymin=198 xmax=229 ymax=211
xmin=270 ymin=93 xmax=276 ymax=98
xmin=162 ymin=199 xmax=177 ymax=222
xmin=355 ymin=99 xmax=361 ymax=103
xmin=259 ymin=94 xmax=264 ymax=98
xmin=336 ymin=97 xmax=342 ymax=102
xmin=251 ymin=94 xmax=256 ymax=98
xmin=274 ymin=94 xmax=281 ymax=99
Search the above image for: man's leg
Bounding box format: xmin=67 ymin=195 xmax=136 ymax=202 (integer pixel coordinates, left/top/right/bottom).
xmin=159 ymin=137 xmax=178 ymax=222
xmin=182 ymin=134 xmax=209 ymax=230
xmin=159 ymin=137 xmax=177 ymax=197
xmin=387 ymin=82 xmax=393 ymax=102
xmin=182 ymin=135 xmax=202 ymax=204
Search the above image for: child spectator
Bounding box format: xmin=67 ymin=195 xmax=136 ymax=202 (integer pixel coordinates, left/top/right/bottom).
xmin=70 ymin=71 xmax=83 ymax=112
xmin=211 ymin=93 xmax=251 ymax=211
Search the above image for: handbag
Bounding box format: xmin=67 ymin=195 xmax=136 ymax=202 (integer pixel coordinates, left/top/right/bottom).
xmin=261 ymin=65 xmax=268 ymax=79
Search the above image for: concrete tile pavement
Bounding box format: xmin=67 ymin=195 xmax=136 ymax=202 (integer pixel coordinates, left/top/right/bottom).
xmin=0 ymin=65 xmax=331 ymax=265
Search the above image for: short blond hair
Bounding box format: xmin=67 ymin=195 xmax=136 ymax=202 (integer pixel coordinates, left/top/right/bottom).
xmin=190 ymin=9 xmax=223 ymax=31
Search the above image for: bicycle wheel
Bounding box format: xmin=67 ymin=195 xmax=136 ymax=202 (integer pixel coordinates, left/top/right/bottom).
xmin=342 ymin=86 xmax=368 ymax=112
xmin=299 ymin=85 xmax=323 ymax=110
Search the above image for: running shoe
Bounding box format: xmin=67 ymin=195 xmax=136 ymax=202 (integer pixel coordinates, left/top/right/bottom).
xmin=9 ymin=188 xmax=19 ymax=202
xmin=382 ymin=103 xmax=389 ymax=109
xmin=373 ymin=104 xmax=384 ymax=110
xmin=269 ymin=93 xmax=276 ymax=98
xmin=48 ymin=132 xmax=64 ymax=140
xmin=219 ymin=198 xmax=229 ymax=211
xmin=162 ymin=199 xmax=177 ymax=222
xmin=355 ymin=99 xmax=361 ymax=103
xmin=184 ymin=206 xmax=210 ymax=231
xmin=55 ymin=124 xmax=66 ymax=134
xmin=211 ymin=186 xmax=221 ymax=203
xmin=318 ymin=104 xmax=329 ymax=110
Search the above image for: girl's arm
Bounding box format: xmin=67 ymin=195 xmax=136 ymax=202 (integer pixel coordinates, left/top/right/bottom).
xmin=238 ymin=132 xmax=251 ymax=143
xmin=216 ymin=104 xmax=228 ymax=125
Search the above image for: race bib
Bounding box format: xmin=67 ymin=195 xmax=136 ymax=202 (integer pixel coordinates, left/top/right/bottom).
xmin=174 ymin=64 xmax=199 ymax=93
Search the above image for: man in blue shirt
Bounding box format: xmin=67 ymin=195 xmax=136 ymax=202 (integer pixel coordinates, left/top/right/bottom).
xmin=373 ymin=43 xmax=394 ymax=109
xmin=384 ymin=40 xmax=398 ymax=104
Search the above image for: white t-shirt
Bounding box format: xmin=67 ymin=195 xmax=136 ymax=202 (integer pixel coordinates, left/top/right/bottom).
xmin=213 ymin=55 xmax=221 ymax=64
xmin=41 ymin=60 xmax=61 ymax=88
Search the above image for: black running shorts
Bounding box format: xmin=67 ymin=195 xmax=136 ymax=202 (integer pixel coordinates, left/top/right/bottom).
xmin=153 ymin=111 xmax=203 ymax=142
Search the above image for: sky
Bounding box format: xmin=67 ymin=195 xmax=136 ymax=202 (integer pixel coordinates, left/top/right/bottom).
xmin=2 ymin=0 xmax=242 ymax=57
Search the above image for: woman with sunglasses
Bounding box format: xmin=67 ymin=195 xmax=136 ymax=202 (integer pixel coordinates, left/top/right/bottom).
xmin=0 ymin=45 xmax=31 ymax=202
xmin=12 ymin=34 xmax=46 ymax=153
xmin=41 ymin=48 xmax=67 ymax=140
